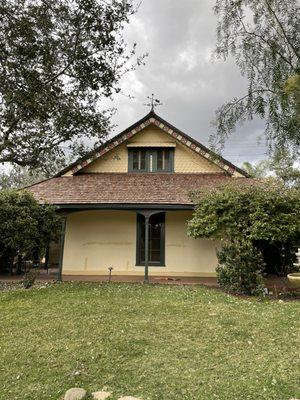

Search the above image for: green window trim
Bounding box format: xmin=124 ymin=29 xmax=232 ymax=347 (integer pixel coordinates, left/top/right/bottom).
xmin=128 ymin=148 xmax=174 ymax=173
xmin=136 ymin=212 xmax=166 ymax=267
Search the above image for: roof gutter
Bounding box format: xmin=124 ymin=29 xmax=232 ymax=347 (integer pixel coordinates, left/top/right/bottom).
xmin=55 ymin=203 xmax=195 ymax=211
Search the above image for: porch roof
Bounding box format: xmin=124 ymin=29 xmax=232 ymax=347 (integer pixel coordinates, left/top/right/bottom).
xmin=26 ymin=172 xmax=255 ymax=207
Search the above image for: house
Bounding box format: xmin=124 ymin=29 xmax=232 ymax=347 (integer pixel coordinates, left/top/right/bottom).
xmin=27 ymin=110 xmax=250 ymax=282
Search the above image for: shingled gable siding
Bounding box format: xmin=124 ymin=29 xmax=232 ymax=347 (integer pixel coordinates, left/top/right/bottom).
xmin=56 ymin=109 xmax=250 ymax=177
xmin=78 ymin=125 xmax=223 ymax=174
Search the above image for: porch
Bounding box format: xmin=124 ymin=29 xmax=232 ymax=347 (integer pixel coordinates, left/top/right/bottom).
xmin=59 ymin=208 xmax=219 ymax=281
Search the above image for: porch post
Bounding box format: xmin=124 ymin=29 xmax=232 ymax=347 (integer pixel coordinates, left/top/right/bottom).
xmin=138 ymin=209 xmax=164 ymax=284
xmin=144 ymin=215 xmax=150 ymax=284
xmin=44 ymin=243 xmax=50 ymax=273
xmin=57 ymin=216 xmax=67 ymax=282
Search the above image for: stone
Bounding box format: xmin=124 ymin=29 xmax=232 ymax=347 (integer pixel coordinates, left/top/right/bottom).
xmin=118 ymin=397 xmax=141 ymax=400
xmin=92 ymin=391 xmax=111 ymax=400
xmin=64 ymin=388 xmax=87 ymax=400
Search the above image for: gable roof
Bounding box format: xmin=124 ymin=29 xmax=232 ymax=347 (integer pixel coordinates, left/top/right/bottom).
xmin=56 ymin=110 xmax=249 ymax=177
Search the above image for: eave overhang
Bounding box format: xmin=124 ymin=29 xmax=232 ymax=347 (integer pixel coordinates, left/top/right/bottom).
xmin=55 ymin=203 xmax=195 ymax=211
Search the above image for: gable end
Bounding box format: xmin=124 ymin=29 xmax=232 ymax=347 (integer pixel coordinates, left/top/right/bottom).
xmin=57 ymin=111 xmax=248 ymax=177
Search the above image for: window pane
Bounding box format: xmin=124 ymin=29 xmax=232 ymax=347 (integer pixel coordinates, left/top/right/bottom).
xmin=132 ymin=150 xmax=146 ymax=171
xmin=140 ymin=150 xmax=146 ymax=170
xmin=140 ymin=217 xmax=145 ymax=263
xmin=157 ymin=150 xmax=163 ymax=170
xmin=132 ymin=150 xmax=139 ymax=170
xmin=155 ymin=149 xmax=171 ymax=171
xmin=138 ymin=213 xmax=164 ymax=265
xmin=164 ymin=150 xmax=170 ymax=170
xmin=149 ymin=214 xmax=162 ymax=262
xmin=131 ymin=148 xmax=173 ymax=172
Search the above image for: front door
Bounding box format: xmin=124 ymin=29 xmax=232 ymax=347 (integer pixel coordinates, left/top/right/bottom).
xmin=136 ymin=212 xmax=165 ymax=266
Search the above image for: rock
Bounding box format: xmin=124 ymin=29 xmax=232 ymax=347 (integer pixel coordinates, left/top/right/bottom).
xmin=64 ymin=388 xmax=87 ymax=400
xmin=92 ymin=391 xmax=111 ymax=400
xmin=118 ymin=397 xmax=141 ymax=400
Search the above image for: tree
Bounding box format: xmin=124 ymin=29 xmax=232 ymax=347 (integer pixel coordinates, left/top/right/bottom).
xmin=0 ymin=0 xmax=144 ymax=171
xmin=0 ymin=166 xmax=45 ymax=190
xmin=213 ymin=0 xmax=300 ymax=156
xmin=188 ymin=181 xmax=300 ymax=245
xmin=0 ymin=153 xmax=73 ymax=190
xmin=0 ymin=190 xmax=61 ymax=273
xmin=285 ymin=73 xmax=300 ymax=125
xmin=270 ymin=148 xmax=300 ymax=188
xmin=188 ymin=181 xmax=300 ymax=289
xmin=242 ymin=154 xmax=300 ymax=187
xmin=242 ymin=160 xmax=270 ymax=178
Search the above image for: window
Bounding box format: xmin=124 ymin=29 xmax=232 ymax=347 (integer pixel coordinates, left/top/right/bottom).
xmin=129 ymin=148 xmax=174 ymax=172
xmin=132 ymin=149 xmax=146 ymax=171
xmin=136 ymin=213 xmax=165 ymax=266
xmin=156 ymin=149 xmax=171 ymax=171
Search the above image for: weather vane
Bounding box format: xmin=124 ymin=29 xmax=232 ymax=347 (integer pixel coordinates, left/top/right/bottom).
xmin=143 ymin=94 xmax=163 ymax=111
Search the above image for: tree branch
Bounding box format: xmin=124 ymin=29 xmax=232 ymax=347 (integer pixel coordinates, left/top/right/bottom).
xmin=264 ymin=0 xmax=300 ymax=63
xmin=237 ymin=14 xmax=296 ymax=70
xmin=42 ymin=31 xmax=81 ymax=85
xmin=218 ymin=89 xmax=276 ymax=116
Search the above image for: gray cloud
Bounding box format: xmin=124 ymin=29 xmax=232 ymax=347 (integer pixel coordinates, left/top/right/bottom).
xmin=106 ymin=0 xmax=267 ymax=166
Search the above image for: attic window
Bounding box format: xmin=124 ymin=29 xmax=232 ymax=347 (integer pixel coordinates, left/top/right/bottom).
xmin=132 ymin=149 xmax=146 ymax=171
xmin=128 ymin=148 xmax=174 ymax=172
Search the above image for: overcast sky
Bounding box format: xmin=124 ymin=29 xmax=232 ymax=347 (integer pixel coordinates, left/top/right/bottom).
xmin=106 ymin=0 xmax=268 ymax=167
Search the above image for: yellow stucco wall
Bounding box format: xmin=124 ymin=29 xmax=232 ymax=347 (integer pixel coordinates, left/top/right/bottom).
xmin=81 ymin=125 xmax=223 ymax=174
xmin=62 ymin=210 xmax=219 ymax=278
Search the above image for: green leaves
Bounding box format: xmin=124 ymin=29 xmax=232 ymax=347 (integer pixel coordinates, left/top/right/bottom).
xmin=0 ymin=1 xmax=144 ymax=171
xmin=188 ymin=181 xmax=300 ymax=245
xmin=213 ymin=0 xmax=300 ymax=154
xmin=216 ymin=241 xmax=265 ymax=294
xmin=189 ymin=181 xmax=300 ymax=293
xmin=0 ymin=189 xmax=60 ymax=257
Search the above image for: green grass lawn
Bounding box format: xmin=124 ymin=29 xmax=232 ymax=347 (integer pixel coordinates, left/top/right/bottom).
xmin=0 ymin=282 xmax=299 ymax=400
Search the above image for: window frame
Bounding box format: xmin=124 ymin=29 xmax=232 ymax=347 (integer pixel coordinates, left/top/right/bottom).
xmin=128 ymin=148 xmax=174 ymax=173
xmin=128 ymin=149 xmax=148 ymax=172
xmin=136 ymin=212 xmax=166 ymax=267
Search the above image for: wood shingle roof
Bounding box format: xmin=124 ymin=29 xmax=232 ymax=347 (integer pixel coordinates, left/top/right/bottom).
xmin=27 ymin=173 xmax=255 ymax=206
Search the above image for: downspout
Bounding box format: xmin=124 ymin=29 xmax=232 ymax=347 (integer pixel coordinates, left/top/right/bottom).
xmin=57 ymin=216 xmax=67 ymax=282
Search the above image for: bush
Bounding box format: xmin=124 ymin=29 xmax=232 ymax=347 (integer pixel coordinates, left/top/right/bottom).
xmin=188 ymin=180 xmax=300 ymax=244
xmin=0 ymin=190 xmax=61 ymax=273
xmin=216 ymin=241 xmax=265 ymax=295
xmin=22 ymin=269 xmax=38 ymax=289
xmin=188 ymin=181 xmax=300 ymax=293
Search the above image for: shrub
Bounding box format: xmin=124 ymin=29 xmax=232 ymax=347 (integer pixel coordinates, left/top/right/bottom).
xmin=216 ymin=241 xmax=265 ymax=295
xmin=22 ymin=269 xmax=38 ymax=289
xmin=188 ymin=180 xmax=300 ymax=244
xmin=0 ymin=190 xmax=61 ymax=273
xmin=188 ymin=181 xmax=300 ymax=294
